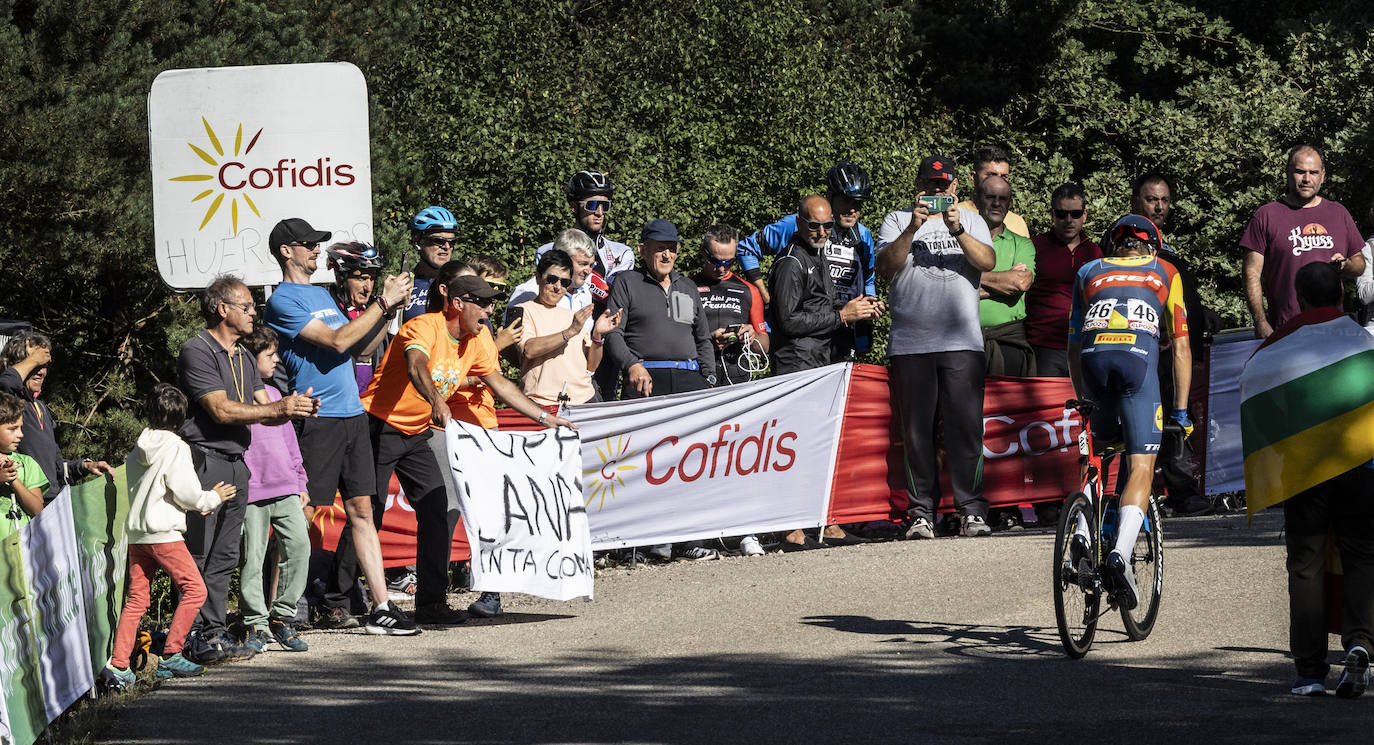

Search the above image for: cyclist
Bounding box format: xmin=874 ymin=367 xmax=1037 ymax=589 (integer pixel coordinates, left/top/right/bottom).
xmin=402 ymin=206 xmax=461 ymax=323
xmin=1067 ymin=214 xmax=1192 ymax=610
xmin=325 ymin=241 xmax=387 ymax=394
xmin=535 ymin=171 xmax=636 ymax=293
xmin=737 ymin=162 xmax=877 ymax=353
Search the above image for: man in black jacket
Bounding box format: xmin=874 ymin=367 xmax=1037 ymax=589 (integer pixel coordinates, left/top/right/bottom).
xmin=768 ymin=195 xmax=883 ymax=375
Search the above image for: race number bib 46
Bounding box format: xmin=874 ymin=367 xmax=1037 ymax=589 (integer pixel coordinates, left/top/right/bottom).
xmin=1125 ymin=299 xmax=1159 ymax=336
xmin=1083 ymin=299 xmax=1114 ymax=332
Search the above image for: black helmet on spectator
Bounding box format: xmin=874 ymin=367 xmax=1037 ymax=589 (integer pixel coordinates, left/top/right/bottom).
xmin=326 ymin=241 xmax=383 ymax=274
xmin=566 ymin=170 xmax=614 ymax=201
xmin=826 ymin=162 xmax=872 ymax=201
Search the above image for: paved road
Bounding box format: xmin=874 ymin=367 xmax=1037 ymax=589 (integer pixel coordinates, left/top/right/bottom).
xmin=99 ymin=512 xmax=1370 ymax=744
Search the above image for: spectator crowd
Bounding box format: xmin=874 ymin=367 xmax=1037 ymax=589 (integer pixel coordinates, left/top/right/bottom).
xmin=3 ymin=143 xmax=1370 ymax=699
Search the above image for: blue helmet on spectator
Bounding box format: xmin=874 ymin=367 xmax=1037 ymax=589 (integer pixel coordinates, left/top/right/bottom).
xmin=410 ymin=206 xmax=458 ymax=235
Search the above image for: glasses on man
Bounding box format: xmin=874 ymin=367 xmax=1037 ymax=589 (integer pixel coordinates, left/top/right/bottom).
xmin=1053 ymin=209 xmax=1085 ymax=220
xmin=291 ymin=241 xmax=320 ymax=250
xmin=707 ymin=257 xmax=734 ymax=268
xmin=224 ymin=301 xmax=255 ymax=314
xmin=541 ymin=274 xmax=574 ymax=288
xmin=461 ymin=295 xmax=498 ymax=309
xmin=802 ymin=219 xmax=835 ymax=232
xmin=578 ymin=198 xmax=611 ymax=214
xmin=421 ymin=236 xmax=456 ymax=247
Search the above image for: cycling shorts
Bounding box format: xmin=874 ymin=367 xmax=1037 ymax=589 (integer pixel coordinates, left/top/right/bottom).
xmin=1080 ymin=347 xmax=1162 ymax=455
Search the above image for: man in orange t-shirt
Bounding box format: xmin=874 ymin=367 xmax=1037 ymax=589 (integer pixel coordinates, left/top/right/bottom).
xmin=362 ymin=275 xmax=573 ymax=625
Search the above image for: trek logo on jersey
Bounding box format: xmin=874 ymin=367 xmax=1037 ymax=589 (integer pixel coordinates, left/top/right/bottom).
xmin=1088 ymin=273 xmax=1164 ymax=291
xmin=1288 ymin=223 xmax=1335 ymax=255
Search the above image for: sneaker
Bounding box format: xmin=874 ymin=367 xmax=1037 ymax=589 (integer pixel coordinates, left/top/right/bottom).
xmin=156 ymin=652 xmax=207 ymax=679
xmin=468 ymin=592 xmax=504 ymax=618
xmin=994 ymin=511 xmax=1023 ymax=532
xmin=646 ymin=544 xmax=673 ymax=562
xmin=243 ymin=627 xmax=272 ymax=654
xmin=1291 ymin=678 xmax=1327 ymax=696
xmin=364 ymin=601 xmax=421 ymax=636
xmin=960 ymin=514 xmax=992 ymax=537
xmin=315 ymin=605 xmax=360 ymax=630
xmin=1336 ymin=646 xmax=1370 ymax=699
xmin=386 ymin=569 xmax=418 ymax=595
xmin=211 ymin=630 xmax=257 ymax=662
xmin=738 ymin=535 xmax=765 ymax=556
xmin=182 ymin=630 xmax=225 ymax=665
xmin=414 ymin=602 xmax=468 ymax=625
xmin=904 ymin=517 xmax=935 ymax=540
xmin=677 ymin=546 xmax=720 ymax=561
xmin=99 ymin=665 xmax=136 ymax=691
xmin=1105 ymin=551 xmax=1138 ymax=611
xmin=268 ymin=618 xmax=309 ymax=652
xmin=1168 ymin=493 xmax=1215 ymax=518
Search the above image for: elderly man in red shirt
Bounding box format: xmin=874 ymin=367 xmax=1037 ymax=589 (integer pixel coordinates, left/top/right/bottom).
xmin=1024 ymin=182 xmax=1102 ymax=376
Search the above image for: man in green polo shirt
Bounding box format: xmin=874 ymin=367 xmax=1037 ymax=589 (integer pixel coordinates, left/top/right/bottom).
xmin=975 ymin=176 xmax=1036 ymax=376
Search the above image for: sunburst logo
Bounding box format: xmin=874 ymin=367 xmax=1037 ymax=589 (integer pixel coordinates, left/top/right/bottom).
xmin=584 ymin=434 xmax=639 ymax=510
xmin=169 ymin=117 xmax=265 ymax=236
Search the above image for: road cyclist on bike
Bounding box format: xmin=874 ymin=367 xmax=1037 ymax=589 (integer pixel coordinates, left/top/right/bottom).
xmin=1066 ymin=214 xmax=1192 ymax=610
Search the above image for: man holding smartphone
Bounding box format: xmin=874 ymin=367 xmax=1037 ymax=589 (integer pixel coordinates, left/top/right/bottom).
xmin=694 ymin=225 xmax=770 ymax=387
xmin=876 ymin=155 xmax=997 ymax=540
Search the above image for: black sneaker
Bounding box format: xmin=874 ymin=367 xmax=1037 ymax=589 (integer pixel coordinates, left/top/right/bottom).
xmin=365 ymin=601 xmax=421 ymax=636
xmin=315 ymin=605 xmax=360 ymax=630
xmin=468 ymin=592 xmax=504 ymax=618
xmin=1104 ymin=551 xmax=1138 ymax=611
xmin=212 ymin=630 xmax=257 ymax=662
xmin=182 ymin=630 xmax=225 ymax=665
xmin=414 ymin=602 xmax=467 ymax=625
xmin=1336 ymin=646 xmax=1370 ymax=699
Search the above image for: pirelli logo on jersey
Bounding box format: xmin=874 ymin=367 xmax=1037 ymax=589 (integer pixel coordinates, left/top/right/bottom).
xmin=1094 ymin=333 xmax=1136 ymax=344
xmin=1089 ymin=273 xmax=1165 ymax=291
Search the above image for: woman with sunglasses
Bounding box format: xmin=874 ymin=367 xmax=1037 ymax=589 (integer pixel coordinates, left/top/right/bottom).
xmin=513 ymin=249 xmax=622 ymax=405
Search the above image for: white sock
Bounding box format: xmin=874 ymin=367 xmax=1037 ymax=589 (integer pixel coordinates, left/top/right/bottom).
xmin=1113 ymin=505 xmax=1146 ymax=560
xmin=1074 ymin=511 xmax=1090 ymax=541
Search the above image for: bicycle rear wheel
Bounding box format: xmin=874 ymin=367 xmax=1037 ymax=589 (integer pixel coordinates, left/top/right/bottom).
xmin=1053 ymin=491 xmax=1100 ymax=658
xmin=1121 ymin=495 xmax=1163 ymax=640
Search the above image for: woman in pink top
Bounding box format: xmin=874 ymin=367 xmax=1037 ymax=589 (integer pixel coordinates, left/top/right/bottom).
xmin=515 ymin=248 xmax=622 ymax=405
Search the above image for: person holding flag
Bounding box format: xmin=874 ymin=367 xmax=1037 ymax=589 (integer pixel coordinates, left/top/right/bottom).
xmin=1240 ymin=261 xmax=1374 ymax=698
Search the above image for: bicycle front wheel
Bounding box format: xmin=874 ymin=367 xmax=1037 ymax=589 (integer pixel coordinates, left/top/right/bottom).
xmin=1053 ymin=491 xmax=1100 ymax=658
xmin=1121 ymin=495 xmax=1164 ymax=640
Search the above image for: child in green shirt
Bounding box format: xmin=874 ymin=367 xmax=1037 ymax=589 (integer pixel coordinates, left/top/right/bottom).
xmin=0 ymin=392 xmax=47 ymax=540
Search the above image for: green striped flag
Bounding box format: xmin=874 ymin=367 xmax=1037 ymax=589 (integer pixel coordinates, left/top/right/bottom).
xmin=1240 ymin=315 xmax=1374 ymax=518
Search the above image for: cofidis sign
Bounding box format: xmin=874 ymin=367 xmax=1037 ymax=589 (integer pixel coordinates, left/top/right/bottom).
xmin=149 ymin=63 xmax=372 ymax=291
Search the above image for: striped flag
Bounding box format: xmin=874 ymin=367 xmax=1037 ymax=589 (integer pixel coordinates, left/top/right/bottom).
xmin=1240 ymin=314 xmax=1374 ymax=518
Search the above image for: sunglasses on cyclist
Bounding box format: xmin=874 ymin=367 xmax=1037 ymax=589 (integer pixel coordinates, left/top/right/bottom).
xmin=1053 ymin=209 xmax=1085 ymax=220
xmin=421 ymin=236 xmax=456 ymax=247
xmin=577 ymin=198 xmax=611 ymax=214
xmin=541 ymin=274 xmax=574 ymax=288
xmin=707 ymin=257 xmax=735 ymax=268
xmin=802 ymin=219 xmax=835 ymax=232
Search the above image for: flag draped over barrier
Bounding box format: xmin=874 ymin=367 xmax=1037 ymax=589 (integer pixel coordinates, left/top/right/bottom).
xmin=1240 ymin=314 xmax=1374 ymax=516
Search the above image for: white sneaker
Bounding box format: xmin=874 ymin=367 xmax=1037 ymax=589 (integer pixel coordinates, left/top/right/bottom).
xmin=904 ymin=517 xmax=935 ymax=540
xmin=960 ymin=514 xmax=991 ymax=537
xmin=738 ymin=535 xmax=764 ymax=556
xmin=678 ymin=546 xmax=720 ymax=561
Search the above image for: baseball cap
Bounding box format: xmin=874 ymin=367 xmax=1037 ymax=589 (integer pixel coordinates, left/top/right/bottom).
xmin=918 ymin=155 xmax=956 ymax=182
xmin=269 ymin=218 xmax=332 ymax=249
xmin=450 ymin=275 xmax=501 ymax=300
xmin=640 ymin=218 xmax=681 ymax=243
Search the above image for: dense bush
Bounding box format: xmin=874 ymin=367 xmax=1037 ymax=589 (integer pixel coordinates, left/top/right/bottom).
xmin=2 ymin=0 xmax=1373 ymax=458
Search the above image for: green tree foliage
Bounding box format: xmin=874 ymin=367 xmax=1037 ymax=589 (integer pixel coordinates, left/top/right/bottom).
xmin=2 ymin=0 xmax=1373 ymax=457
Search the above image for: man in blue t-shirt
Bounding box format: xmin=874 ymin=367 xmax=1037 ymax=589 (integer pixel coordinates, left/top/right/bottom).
xmin=264 ymin=217 xmax=420 ymax=637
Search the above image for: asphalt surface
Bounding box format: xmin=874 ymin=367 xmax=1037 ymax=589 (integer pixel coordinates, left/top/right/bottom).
xmin=97 ymin=511 xmax=1371 ymax=745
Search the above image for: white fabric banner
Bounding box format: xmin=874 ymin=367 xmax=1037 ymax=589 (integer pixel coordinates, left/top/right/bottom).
xmin=566 ymin=363 xmax=852 ymax=550
xmin=1205 ymin=335 xmax=1261 ymax=495
xmin=18 ymin=494 xmax=92 ymax=721
xmin=447 ymin=421 xmax=593 ymax=602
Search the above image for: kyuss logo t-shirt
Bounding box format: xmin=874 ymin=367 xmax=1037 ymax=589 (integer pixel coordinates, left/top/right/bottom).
xmin=1240 ymin=198 xmax=1363 ymax=327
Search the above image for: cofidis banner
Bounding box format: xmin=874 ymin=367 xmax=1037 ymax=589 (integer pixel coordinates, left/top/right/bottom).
xmin=568 ymin=363 xmax=851 ymax=549
xmin=149 ymin=62 xmax=372 ymax=290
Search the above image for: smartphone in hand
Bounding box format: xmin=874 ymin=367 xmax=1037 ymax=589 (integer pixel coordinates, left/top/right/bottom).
xmin=918 ymin=195 xmax=955 ymax=213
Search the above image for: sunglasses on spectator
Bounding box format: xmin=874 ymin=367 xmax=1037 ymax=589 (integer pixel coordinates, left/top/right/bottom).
xmin=1053 ymin=209 xmax=1085 ymax=219
xmin=541 ymin=274 xmax=574 ymax=288
xmin=421 ymin=236 xmax=456 ymax=247
xmin=578 ymin=198 xmax=611 ymax=214
xmin=461 ymin=295 xmax=498 ymax=308
xmin=802 ymin=219 xmax=835 ymax=232
xmin=707 ymin=257 xmax=735 ymax=268
xmin=291 ymin=241 xmax=320 ymax=250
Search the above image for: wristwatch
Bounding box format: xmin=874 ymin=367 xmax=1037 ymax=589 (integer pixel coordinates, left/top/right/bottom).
xmin=705 ymin=374 xmax=717 ymax=385
xmin=538 ymin=411 xmax=549 ymax=425
xmin=949 ymin=225 xmax=965 ymax=237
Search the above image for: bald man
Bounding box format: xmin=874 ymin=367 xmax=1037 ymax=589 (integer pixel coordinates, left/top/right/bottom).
xmin=768 ymin=194 xmax=884 ymax=374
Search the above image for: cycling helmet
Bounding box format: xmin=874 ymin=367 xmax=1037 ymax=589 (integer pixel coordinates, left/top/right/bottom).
xmin=326 ymin=241 xmax=383 ymax=273
xmin=826 ymin=161 xmax=872 ymax=200
xmin=409 ymin=206 xmax=459 ymax=234
xmin=566 ymin=170 xmax=614 ymax=201
xmin=1109 ymin=214 xmax=1162 ymax=254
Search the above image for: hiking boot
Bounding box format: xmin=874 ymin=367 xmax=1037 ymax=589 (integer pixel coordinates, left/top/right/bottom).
xmin=99 ymin=665 xmax=136 ymax=691
xmin=960 ymin=515 xmax=992 ymax=537
xmin=364 ymin=601 xmax=421 ymax=636
xmin=315 ymin=605 xmax=359 ymax=630
xmin=677 ymin=546 xmax=720 ymax=561
xmin=269 ymin=618 xmax=309 ymax=652
xmin=1105 ymin=551 xmax=1138 ymax=611
xmin=468 ymin=592 xmax=504 ymax=618
xmin=414 ymin=602 xmax=468 ymax=625
xmin=904 ymin=517 xmax=935 ymax=540
xmin=1336 ymin=646 xmax=1370 ymax=699
xmin=243 ymin=627 xmax=272 ymax=654
xmin=212 ymin=630 xmax=257 ymax=662
xmin=738 ymin=535 xmax=765 ymax=556
xmin=182 ymin=630 xmax=225 ymax=665
xmin=1290 ymin=678 xmax=1327 ymax=696
xmin=156 ymin=652 xmax=207 ymax=679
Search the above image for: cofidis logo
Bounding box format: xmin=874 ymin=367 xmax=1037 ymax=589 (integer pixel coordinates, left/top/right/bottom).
xmin=169 ymin=117 xmax=357 ymax=236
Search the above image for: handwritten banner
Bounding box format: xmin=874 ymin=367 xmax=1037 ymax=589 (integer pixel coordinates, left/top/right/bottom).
xmin=446 ymin=421 xmax=593 ymax=601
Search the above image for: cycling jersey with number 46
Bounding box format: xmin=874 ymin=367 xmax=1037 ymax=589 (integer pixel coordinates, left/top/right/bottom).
xmin=1068 ymin=254 xmax=1189 ymax=354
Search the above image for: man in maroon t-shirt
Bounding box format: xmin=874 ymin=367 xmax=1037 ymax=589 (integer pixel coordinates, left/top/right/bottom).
xmin=1241 ymin=144 xmax=1366 ymax=338
xmin=1024 ymin=182 xmax=1102 ymax=376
